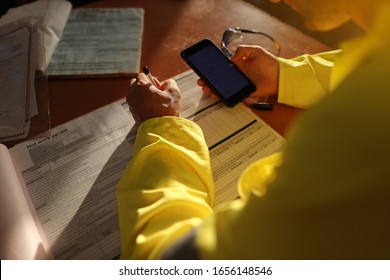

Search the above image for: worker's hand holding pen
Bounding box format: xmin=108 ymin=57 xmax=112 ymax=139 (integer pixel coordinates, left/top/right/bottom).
xmin=127 ymin=66 xmax=181 ymax=125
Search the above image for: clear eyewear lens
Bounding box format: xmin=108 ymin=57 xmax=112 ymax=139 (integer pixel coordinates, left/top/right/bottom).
xmin=222 ymin=28 xmax=243 ymax=57
xmin=222 ymin=28 xmax=243 ymax=44
xmin=221 ymin=28 xmax=281 ymax=57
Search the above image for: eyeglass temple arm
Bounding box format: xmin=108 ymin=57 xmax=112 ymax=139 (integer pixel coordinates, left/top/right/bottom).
xmin=226 ymin=27 xmax=281 ymax=56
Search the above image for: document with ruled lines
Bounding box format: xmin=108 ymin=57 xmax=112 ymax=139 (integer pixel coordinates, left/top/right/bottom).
xmin=47 ymin=8 xmax=144 ymax=77
xmin=177 ymin=71 xmax=285 ymax=205
xmin=2 ymin=70 xmax=285 ymax=259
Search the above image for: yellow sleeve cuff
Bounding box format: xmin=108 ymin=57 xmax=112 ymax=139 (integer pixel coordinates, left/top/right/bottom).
xmin=277 ymin=50 xmax=341 ymax=109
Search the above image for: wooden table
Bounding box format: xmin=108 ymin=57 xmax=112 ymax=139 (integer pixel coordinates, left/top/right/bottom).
xmin=46 ymin=0 xmax=331 ymax=141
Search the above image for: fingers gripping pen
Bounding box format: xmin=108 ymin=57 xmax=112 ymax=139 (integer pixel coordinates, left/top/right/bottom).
xmin=142 ymin=66 xmax=159 ymax=88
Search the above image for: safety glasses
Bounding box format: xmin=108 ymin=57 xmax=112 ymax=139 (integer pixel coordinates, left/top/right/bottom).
xmin=221 ymin=27 xmax=281 ymax=57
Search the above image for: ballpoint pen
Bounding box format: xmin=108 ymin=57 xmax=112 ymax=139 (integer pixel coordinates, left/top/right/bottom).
xmin=142 ymin=66 xmax=159 ymax=88
xmin=251 ymin=95 xmax=274 ymax=111
xmin=252 ymin=102 xmax=274 ymax=111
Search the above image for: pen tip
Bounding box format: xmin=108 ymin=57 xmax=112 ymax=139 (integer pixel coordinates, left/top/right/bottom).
xmin=142 ymin=66 xmax=149 ymax=75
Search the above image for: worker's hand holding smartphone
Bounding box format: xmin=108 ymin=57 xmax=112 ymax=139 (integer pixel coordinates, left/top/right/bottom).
xmin=181 ymin=38 xmax=256 ymax=107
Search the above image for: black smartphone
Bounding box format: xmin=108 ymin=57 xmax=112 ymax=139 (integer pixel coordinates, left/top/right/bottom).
xmin=180 ymin=38 xmax=256 ymax=107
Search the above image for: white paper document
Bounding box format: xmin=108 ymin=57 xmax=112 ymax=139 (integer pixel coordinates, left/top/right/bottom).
xmin=178 ymin=71 xmax=285 ymax=205
xmin=7 ymin=71 xmax=285 ymax=259
xmin=0 ymin=26 xmax=32 ymax=138
xmin=47 ymin=8 xmax=144 ymax=76
xmin=0 ymin=0 xmax=72 ymax=71
xmin=0 ymin=144 xmax=50 ymax=260
xmin=0 ymin=0 xmax=72 ymax=141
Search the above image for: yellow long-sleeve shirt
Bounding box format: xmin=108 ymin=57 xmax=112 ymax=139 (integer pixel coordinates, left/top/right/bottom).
xmin=117 ymin=5 xmax=390 ymax=259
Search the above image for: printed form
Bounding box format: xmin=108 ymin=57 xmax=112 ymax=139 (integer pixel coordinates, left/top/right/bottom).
xmin=9 ymin=71 xmax=285 ymax=259
xmin=0 ymin=27 xmax=31 ymax=139
xmin=47 ymin=8 xmax=144 ymax=76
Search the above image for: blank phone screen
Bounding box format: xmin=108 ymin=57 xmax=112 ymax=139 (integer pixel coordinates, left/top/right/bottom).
xmin=186 ymin=45 xmax=252 ymax=99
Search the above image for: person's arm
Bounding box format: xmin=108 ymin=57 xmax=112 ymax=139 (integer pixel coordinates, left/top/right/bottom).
xmin=117 ymin=74 xmax=214 ymax=259
xmin=199 ymin=46 xmax=342 ymax=109
xmin=117 ymin=117 xmax=214 ymax=259
xmin=277 ymin=49 xmax=342 ymax=108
